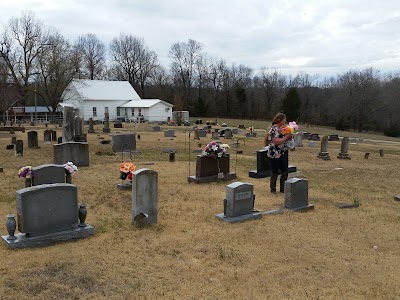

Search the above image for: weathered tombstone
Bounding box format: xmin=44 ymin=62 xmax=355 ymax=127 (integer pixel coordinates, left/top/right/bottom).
xmin=194 ymin=127 xmax=199 ymax=139
xmin=198 ymin=130 xmax=207 ymax=138
xmin=6 ymin=144 xmax=14 ymax=150
xmin=211 ymin=131 xmax=219 ymax=139
xmin=188 ymin=155 xmax=236 ymax=183
xmin=169 ymin=152 xmax=175 ymax=162
xmin=337 ymin=137 xmax=351 ymax=160
xmin=114 ymin=121 xmax=123 ymax=128
xmin=294 ymin=132 xmax=303 ymax=147
xmin=245 ymin=132 xmax=257 ymax=138
xmin=309 ymin=133 xmax=320 ymax=141
xmin=317 ymin=136 xmax=331 ymax=160
xmin=11 ymin=136 xmax=17 ymax=144
xmin=27 ymin=131 xmax=39 ymax=149
xmin=164 ymin=130 xmax=175 ymax=137
xmin=57 ymin=136 xmax=63 ymax=144
xmin=74 ymin=117 xmax=86 ymax=142
xmin=53 ymin=142 xmax=89 ymax=167
xmin=379 ymin=149 xmax=384 ymax=157
xmin=308 ymin=141 xmax=316 ymax=148
xmin=132 ymin=169 xmax=158 ymax=225
xmin=284 ymin=178 xmax=314 ymax=211
xmin=152 ymin=126 xmax=161 ymax=132
xmin=30 ymin=164 xmax=67 ymax=187
xmin=302 ymin=132 xmax=310 ymax=139
xmin=111 ymin=133 xmax=136 ymax=153
xmin=44 ymin=130 xmax=52 ymax=144
xmin=62 ymin=106 xmax=75 ymax=142
xmin=224 ymin=129 xmax=232 ymax=139
xmin=364 ymin=153 xmax=370 ymax=159
xmin=103 ymin=112 xmax=110 ymax=133
xmin=215 ymin=182 xmax=262 ymax=223
xmin=88 ymin=117 xmax=95 ymax=133
xmin=15 ymin=140 xmax=23 ymax=156
xmin=1 ymin=183 xmax=94 ymax=248
xmin=328 ymin=134 xmax=340 ymax=141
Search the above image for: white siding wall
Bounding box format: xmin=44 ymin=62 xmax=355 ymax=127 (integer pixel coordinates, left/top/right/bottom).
xmin=147 ymin=102 xmax=172 ymax=122
xmin=81 ymin=100 xmax=128 ymax=121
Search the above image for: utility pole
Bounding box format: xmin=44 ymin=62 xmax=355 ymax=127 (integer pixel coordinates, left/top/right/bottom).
xmin=34 ymin=82 xmax=37 ymax=125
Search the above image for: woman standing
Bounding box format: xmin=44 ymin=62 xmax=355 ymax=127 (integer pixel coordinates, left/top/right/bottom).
xmin=264 ymin=113 xmax=292 ymax=193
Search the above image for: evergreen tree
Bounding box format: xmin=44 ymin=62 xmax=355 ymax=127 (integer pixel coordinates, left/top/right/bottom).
xmin=282 ymin=87 xmax=301 ymax=121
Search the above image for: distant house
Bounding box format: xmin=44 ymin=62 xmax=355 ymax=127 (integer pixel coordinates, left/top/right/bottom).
xmin=5 ymin=100 xmax=62 ymax=123
xmin=60 ymin=79 xmax=173 ymax=122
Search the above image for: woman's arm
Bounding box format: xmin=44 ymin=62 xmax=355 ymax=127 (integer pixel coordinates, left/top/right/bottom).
xmin=272 ymin=134 xmax=292 ymax=145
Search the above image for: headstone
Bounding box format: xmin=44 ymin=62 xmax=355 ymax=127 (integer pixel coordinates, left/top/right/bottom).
xmin=211 ymin=132 xmax=219 ymax=139
xmin=103 ymin=112 xmax=110 ymax=133
xmin=245 ymin=132 xmax=257 ymax=138
xmin=198 ymin=130 xmax=207 ymax=138
xmin=114 ymin=122 xmax=123 ymax=128
xmin=294 ymin=132 xmax=303 ymax=147
xmin=195 ymin=119 xmax=203 ymax=124
xmin=11 ymin=136 xmax=17 ymax=144
xmin=224 ymin=129 xmax=232 ymax=139
xmin=53 ymin=142 xmax=89 ymax=167
xmin=309 ymin=133 xmax=320 ymax=141
xmin=6 ymin=144 xmax=14 ymax=150
xmin=188 ymin=155 xmax=237 ymax=183
xmin=364 ymin=153 xmax=369 ymax=159
xmin=62 ymin=106 xmax=75 ymax=142
xmin=74 ymin=117 xmax=86 ymax=142
xmin=44 ymin=130 xmax=52 ymax=144
xmin=337 ymin=137 xmax=351 ymax=159
xmin=31 ymin=164 xmax=66 ymax=186
xmin=152 ymin=126 xmax=161 ymax=132
xmin=111 ymin=133 xmax=136 ymax=153
xmin=15 ymin=140 xmax=23 ymax=156
xmin=132 ymin=169 xmax=158 ymax=225
xmin=379 ymin=149 xmax=384 ymax=157
xmin=284 ymin=178 xmax=314 ymax=210
xmin=308 ymin=141 xmax=316 ymax=148
xmin=317 ymin=136 xmax=331 ymax=160
xmin=57 ymin=136 xmax=63 ymax=144
xmin=249 ymin=149 xmax=271 ymax=178
xmin=164 ymin=130 xmax=175 ymax=137
xmin=238 ymin=124 xmax=246 ymax=129
xmin=27 ymin=131 xmax=39 ymax=148
xmin=215 ymin=182 xmax=262 ymax=223
xmin=231 ymin=128 xmax=239 ymax=135
xmin=328 ymin=134 xmax=339 ymax=141
xmin=88 ymin=117 xmax=95 ymax=133
xmin=194 ymin=127 xmax=199 ymax=139
xmin=169 ymin=152 xmax=175 ymax=162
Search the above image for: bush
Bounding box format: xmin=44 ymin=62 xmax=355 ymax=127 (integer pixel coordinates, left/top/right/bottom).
xmin=335 ymin=117 xmax=350 ymax=131
xmin=383 ymin=125 xmax=400 ymax=137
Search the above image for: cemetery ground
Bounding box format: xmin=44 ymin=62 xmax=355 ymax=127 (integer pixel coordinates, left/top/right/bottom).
xmin=0 ymin=120 xmax=399 ymax=300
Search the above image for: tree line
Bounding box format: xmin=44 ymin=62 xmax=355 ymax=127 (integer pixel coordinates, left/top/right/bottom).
xmin=1 ymin=12 xmax=399 ymax=136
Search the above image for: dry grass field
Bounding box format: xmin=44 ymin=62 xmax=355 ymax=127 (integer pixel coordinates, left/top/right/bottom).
xmin=0 ymin=120 xmax=399 ymax=300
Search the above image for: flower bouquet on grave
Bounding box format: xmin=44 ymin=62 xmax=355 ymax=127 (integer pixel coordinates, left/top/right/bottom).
xmin=200 ymin=141 xmax=229 ymax=158
xmin=281 ymin=121 xmax=299 ymax=150
xmin=63 ymin=161 xmax=78 ymax=175
xmin=18 ymin=165 xmax=33 ymax=187
xmin=119 ymin=162 xmax=136 ymax=182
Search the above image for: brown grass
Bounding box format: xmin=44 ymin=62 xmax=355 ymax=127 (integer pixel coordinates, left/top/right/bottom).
xmin=0 ymin=121 xmax=399 ymax=300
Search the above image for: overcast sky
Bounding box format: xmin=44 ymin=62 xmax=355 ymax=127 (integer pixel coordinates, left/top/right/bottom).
xmin=1 ymin=0 xmax=400 ymax=79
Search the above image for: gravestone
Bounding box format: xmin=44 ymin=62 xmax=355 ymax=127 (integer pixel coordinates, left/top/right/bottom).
xmin=309 ymin=133 xmax=320 ymax=141
xmin=249 ymin=149 xmax=297 ymax=178
xmin=364 ymin=153 xmax=369 ymax=159
xmin=62 ymin=106 xmax=75 ymax=142
xmin=337 ymin=137 xmax=351 ymax=159
xmin=114 ymin=122 xmax=123 ymax=128
xmin=132 ymin=169 xmax=158 ymax=225
xmin=2 ymin=183 xmax=94 ymax=248
xmin=11 ymin=136 xmax=17 ymax=144
xmin=53 ymin=142 xmax=89 ymax=167
xmin=215 ymin=182 xmax=262 ymax=223
xmin=103 ymin=112 xmax=110 ymax=133
xmin=44 ymin=130 xmax=52 ymax=144
xmin=88 ymin=117 xmax=95 ymax=133
xmin=15 ymin=140 xmax=23 ymax=156
xmin=30 ymin=164 xmax=66 ymax=187
xmin=198 ymin=130 xmax=207 ymax=138
xmin=57 ymin=137 xmax=63 ymax=144
xmin=379 ymin=149 xmax=384 ymax=157
xmin=74 ymin=117 xmax=86 ymax=142
xmin=317 ymin=136 xmax=331 ymax=160
xmin=294 ymin=132 xmax=303 ymax=147
xmin=27 ymin=131 xmax=39 ymax=149
xmin=308 ymin=141 xmax=316 ymax=148
xmin=188 ymin=155 xmax=237 ymax=183
xmin=302 ymin=132 xmax=311 ymax=139
xmin=6 ymin=144 xmax=14 ymax=149
xmin=111 ymin=133 xmax=136 ymax=153
xmin=194 ymin=127 xmax=199 ymax=139
xmin=238 ymin=124 xmax=246 ymax=129
xmin=152 ymin=126 xmax=161 ymax=132
xmin=211 ymin=131 xmax=219 ymax=139
xmin=284 ymin=178 xmax=314 ymax=211
xmin=164 ymin=130 xmax=175 ymax=137
xmin=245 ymin=132 xmax=257 ymax=138
xmin=328 ymin=134 xmax=339 ymax=141
xmin=224 ymin=129 xmax=232 ymax=139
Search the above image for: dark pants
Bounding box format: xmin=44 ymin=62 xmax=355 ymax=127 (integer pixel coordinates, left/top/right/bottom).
xmin=270 ymin=151 xmax=288 ymax=175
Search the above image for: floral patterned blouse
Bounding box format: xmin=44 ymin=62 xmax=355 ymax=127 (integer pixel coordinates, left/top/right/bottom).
xmin=266 ymin=125 xmax=286 ymax=158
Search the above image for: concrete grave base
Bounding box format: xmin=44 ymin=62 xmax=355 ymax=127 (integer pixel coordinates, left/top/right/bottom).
xmin=337 ymin=203 xmax=360 ymax=208
xmin=2 ymin=224 xmax=94 ymax=249
xmin=215 ymin=212 xmax=262 ymax=223
xmin=337 ymin=153 xmax=351 ymax=160
xmin=249 ymin=165 xmax=297 ymax=178
xmin=188 ymin=173 xmax=237 ymax=184
xmin=117 ymin=183 xmax=132 ymax=190
xmin=394 ymin=195 xmax=400 ymax=201
xmin=285 ymin=204 xmax=315 ymax=212
xmin=317 ymin=152 xmax=331 ymax=160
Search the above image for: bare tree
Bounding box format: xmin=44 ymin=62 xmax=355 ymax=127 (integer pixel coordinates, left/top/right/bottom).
xmin=0 ymin=11 xmax=51 ymax=103
xmin=292 ymin=72 xmax=319 ymax=123
xmin=76 ymin=33 xmax=106 ymax=80
xmin=137 ymin=49 xmax=158 ymax=97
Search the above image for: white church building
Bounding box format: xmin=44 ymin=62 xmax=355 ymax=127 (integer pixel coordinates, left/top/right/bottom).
xmin=60 ymin=79 xmax=173 ymax=122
